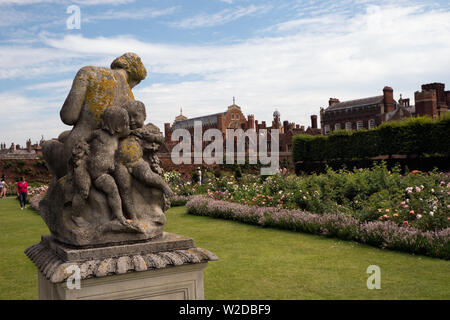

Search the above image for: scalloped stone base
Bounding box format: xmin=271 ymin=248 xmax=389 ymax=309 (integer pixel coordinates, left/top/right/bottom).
xmin=25 ymin=233 xmax=218 ymax=300
xmin=37 ymin=263 xmax=208 ymax=300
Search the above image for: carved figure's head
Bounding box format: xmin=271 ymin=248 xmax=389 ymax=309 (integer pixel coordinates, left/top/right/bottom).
xmin=101 ymin=106 xmax=130 ymax=137
xmin=111 ymin=53 xmax=147 ymax=88
xmin=122 ymin=100 xmax=146 ymax=130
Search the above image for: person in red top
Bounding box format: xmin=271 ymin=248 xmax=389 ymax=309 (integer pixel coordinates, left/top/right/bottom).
xmin=17 ymin=176 xmax=28 ymax=210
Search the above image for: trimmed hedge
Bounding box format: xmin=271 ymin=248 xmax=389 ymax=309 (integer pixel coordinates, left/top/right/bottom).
xmin=293 ymin=116 xmax=450 ymax=162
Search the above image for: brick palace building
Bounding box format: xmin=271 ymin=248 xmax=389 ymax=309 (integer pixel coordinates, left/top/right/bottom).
xmin=319 ymin=86 xmax=414 ymax=135
xmin=320 ymin=82 xmax=449 ymax=135
xmin=414 ymin=82 xmax=450 ymax=118
xmin=0 ymin=139 xmax=43 ymax=160
xmin=160 ymin=99 xmax=317 ymax=171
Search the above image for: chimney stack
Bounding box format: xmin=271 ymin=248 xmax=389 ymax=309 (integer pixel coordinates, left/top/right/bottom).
xmin=329 ymin=98 xmax=340 ymax=107
xmin=247 ymin=114 xmax=255 ymax=129
xmin=217 ymin=113 xmax=224 ymax=132
xmin=164 ymin=123 xmax=171 ymax=139
xmin=283 ymin=120 xmax=289 ymax=132
xmin=383 ymin=86 xmax=395 ymax=113
xmin=311 ymin=115 xmax=318 ymax=129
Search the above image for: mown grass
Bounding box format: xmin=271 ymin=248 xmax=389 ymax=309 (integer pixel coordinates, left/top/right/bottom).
xmin=0 ymin=198 xmax=448 ymax=299
xmin=166 ymin=207 xmax=450 ymax=299
xmin=0 ymin=198 xmax=48 ymax=300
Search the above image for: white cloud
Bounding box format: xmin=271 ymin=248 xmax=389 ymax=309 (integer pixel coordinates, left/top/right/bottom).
xmin=1 ymin=2 xmax=449 ymax=144
xmin=0 ymin=91 xmax=70 ymax=145
xmin=0 ymin=0 xmax=133 ymax=5
xmin=24 ymin=79 xmax=72 ymax=94
xmin=83 ymin=6 xmax=178 ymax=22
xmin=0 ymin=8 xmax=31 ymax=27
xmin=171 ymin=5 xmax=272 ymax=29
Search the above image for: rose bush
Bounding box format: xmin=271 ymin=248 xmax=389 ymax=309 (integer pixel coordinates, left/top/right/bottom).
xmin=164 ymin=163 xmax=450 ymax=232
xmin=186 ymin=196 xmax=450 ymax=259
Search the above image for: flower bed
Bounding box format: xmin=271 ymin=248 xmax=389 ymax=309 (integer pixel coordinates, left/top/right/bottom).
xmin=186 ymin=196 xmax=450 ymax=259
xmin=29 ymin=193 xmax=45 ymax=212
xmin=165 ymin=164 xmax=450 ymax=232
xmin=169 ymin=195 xmax=192 ymax=207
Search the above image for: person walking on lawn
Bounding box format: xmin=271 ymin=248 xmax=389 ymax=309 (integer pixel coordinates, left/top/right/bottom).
xmin=0 ymin=179 xmax=7 ymax=199
xmin=17 ymin=177 xmax=28 ymax=210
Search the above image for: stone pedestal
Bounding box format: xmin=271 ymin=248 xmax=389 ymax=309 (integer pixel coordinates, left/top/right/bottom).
xmin=25 ymin=233 xmax=217 ymax=300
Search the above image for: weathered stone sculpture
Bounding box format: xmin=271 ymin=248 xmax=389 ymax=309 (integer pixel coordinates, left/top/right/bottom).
xmin=26 ymin=53 xmax=217 ymax=300
xmin=39 ymin=53 xmax=172 ymax=246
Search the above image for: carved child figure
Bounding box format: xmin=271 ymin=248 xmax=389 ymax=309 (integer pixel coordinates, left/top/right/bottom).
xmin=71 ymin=106 xmax=132 ymax=228
xmin=115 ymin=101 xmax=173 ymax=221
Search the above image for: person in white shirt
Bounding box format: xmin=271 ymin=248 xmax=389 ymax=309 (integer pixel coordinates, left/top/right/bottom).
xmin=0 ymin=177 xmax=7 ymax=199
xmin=197 ymin=167 xmax=202 ymax=185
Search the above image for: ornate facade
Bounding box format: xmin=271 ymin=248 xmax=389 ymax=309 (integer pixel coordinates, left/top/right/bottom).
xmin=160 ymin=100 xmax=314 ymax=170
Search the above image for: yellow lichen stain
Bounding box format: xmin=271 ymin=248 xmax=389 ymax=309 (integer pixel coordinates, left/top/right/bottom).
xmin=58 ymin=175 xmax=67 ymax=185
xmin=85 ymin=69 xmax=119 ymax=123
xmin=118 ymin=136 xmax=142 ymax=166
xmin=127 ymin=85 xmax=134 ymax=100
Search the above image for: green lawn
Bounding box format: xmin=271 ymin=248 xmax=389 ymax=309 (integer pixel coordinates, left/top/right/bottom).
xmin=0 ymin=198 xmax=49 ymax=300
xmin=0 ymin=198 xmax=449 ymax=299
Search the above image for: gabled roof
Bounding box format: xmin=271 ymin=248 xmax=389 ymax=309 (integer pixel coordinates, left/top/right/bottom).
xmin=305 ymin=127 xmax=322 ymax=135
xmin=326 ymin=95 xmax=384 ymax=111
xmin=384 ymin=105 xmax=412 ymax=121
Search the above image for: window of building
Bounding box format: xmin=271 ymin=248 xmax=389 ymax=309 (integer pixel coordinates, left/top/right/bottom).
xmin=345 ymin=122 xmax=352 ymax=131
xmin=335 ymin=123 xmax=341 ymax=131
xmin=231 ymin=114 xmax=235 ymax=120
xmin=324 ymin=125 xmax=330 ymax=135
xmin=235 ymin=114 xmax=239 ymax=119
xmin=357 ymin=121 xmax=363 ymax=130
xmin=369 ymin=119 xmax=375 ymax=129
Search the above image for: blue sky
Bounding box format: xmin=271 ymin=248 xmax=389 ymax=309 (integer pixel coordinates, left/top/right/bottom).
xmin=0 ymin=0 xmax=449 ymax=145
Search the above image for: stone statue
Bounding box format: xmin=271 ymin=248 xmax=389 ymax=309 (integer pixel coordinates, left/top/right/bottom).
xmin=39 ymin=53 xmax=172 ymax=246
xmin=43 ymin=52 xmax=146 ymax=179
xmin=71 ymin=106 xmax=131 ymax=229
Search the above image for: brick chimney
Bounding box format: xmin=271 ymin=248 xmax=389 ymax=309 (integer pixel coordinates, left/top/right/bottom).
xmin=247 ymin=114 xmax=255 ymax=129
xmin=422 ymin=83 xmax=445 ymax=106
xmin=329 ymin=98 xmax=340 ymax=107
xmin=311 ymin=115 xmax=318 ymax=129
xmin=217 ymin=113 xmax=224 ymax=132
xmin=26 ymin=139 xmax=32 ymax=152
xmin=164 ymin=123 xmax=171 ymax=140
xmin=415 ymin=90 xmax=437 ymax=118
xmin=283 ymin=120 xmax=289 ymax=132
xmin=383 ymin=86 xmax=395 ymax=113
